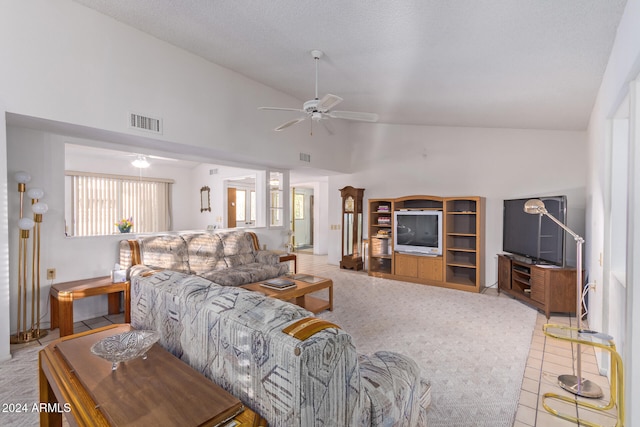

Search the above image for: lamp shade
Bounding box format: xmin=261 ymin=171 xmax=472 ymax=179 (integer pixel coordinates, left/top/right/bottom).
xmin=32 ymin=202 xmax=49 ymax=215
xmin=27 ymin=187 xmax=45 ymax=200
xmin=18 ymin=218 xmax=35 ymax=230
xmin=14 ymin=171 xmax=31 ymax=184
xmin=523 ymin=199 xmax=547 ymax=215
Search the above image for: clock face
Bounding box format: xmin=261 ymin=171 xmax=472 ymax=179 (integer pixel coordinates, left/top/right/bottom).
xmin=345 ymin=196 xmax=355 ymax=213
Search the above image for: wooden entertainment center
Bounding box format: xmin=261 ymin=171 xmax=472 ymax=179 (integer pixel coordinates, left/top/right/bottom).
xmin=497 ymin=254 xmax=577 ymax=318
xmin=368 ymin=195 xmax=485 ymax=293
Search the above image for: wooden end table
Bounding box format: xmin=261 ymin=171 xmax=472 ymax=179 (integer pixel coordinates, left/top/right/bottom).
xmin=278 ymin=253 xmax=297 ymax=273
xmin=39 ymin=324 xmax=268 ymax=426
xmin=50 ymin=276 xmax=130 ymax=337
xmin=240 ymin=275 xmax=333 ymax=314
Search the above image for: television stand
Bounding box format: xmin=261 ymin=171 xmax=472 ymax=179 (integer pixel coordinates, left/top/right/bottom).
xmin=497 ymin=254 xmax=577 ymax=318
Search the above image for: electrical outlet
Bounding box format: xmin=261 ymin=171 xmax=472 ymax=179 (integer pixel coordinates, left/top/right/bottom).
xmin=47 ymin=268 xmax=56 ymax=280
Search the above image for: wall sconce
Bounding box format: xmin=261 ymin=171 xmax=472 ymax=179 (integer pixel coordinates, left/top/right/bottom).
xmin=11 ymin=171 xmax=48 ymax=344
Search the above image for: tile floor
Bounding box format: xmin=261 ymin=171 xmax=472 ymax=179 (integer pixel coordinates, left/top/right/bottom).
xmin=513 ymin=312 xmax=618 ymax=427
xmin=16 ymin=253 xmax=619 ymax=426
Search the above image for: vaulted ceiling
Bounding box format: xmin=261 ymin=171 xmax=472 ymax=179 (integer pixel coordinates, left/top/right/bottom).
xmin=74 ymin=0 xmax=627 ymax=131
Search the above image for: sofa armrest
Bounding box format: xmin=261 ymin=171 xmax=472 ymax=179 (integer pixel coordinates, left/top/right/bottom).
xmin=128 ymin=264 xmax=157 ymax=279
xmin=359 ymin=351 xmax=430 ymax=427
xmin=255 ymin=250 xmax=281 ymax=265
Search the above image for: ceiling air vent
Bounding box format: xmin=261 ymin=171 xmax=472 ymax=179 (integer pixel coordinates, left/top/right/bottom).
xmin=299 ymin=152 xmax=311 ymax=163
xmin=129 ymin=112 xmax=162 ymax=134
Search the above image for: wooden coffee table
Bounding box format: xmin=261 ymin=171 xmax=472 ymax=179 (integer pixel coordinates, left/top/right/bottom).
xmin=39 ymin=324 xmax=267 ymax=426
xmin=240 ymin=275 xmax=333 ymax=314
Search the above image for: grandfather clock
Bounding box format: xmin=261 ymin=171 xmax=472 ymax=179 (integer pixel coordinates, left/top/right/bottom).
xmin=339 ymin=186 xmax=365 ymax=270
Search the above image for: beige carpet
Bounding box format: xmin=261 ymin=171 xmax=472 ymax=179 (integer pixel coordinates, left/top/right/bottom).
xmin=316 ymin=268 xmax=537 ymax=427
xmin=0 ymin=341 xmax=44 ymax=426
xmin=0 ymin=261 xmax=536 ymax=427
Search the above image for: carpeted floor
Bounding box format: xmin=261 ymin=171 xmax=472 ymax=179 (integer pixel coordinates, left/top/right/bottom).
xmin=1 ymin=258 xmax=536 ymax=427
xmin=316 ymin=268 xmax=537 ymax=427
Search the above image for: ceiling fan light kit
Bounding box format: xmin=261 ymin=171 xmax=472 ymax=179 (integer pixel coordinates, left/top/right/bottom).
xmin=131 ymin=155 xmax=150 ymax=168
xmin=259 ymin=49 xmax=378 ymax=132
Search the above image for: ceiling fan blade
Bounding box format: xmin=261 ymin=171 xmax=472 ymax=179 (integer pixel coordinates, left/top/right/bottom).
xmin=274 ymin=117 xmax=307 ymax=131
xmin=259 ymin=106 xmax=305 ymax=113
xmin=328 ymin=110 xmax=379 ymax=122
xmin=148 ymin=155 xmax=178 ymax=161
xmin=316 ymin=94 xmax=343 ymax=112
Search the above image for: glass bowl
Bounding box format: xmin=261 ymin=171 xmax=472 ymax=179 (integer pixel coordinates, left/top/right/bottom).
xmin=90 ymin=330 xmax=160 ymax=371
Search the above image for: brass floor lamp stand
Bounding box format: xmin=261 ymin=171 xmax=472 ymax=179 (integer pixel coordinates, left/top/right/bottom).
xmin=11 ymin=173 xmax=48 ymax=344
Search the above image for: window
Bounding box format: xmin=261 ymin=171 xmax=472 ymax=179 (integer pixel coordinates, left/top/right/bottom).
xmin=65 ymin=171 xmax=173 ymax=236
xmin=236 ymin=189 xmax=246 ymax=222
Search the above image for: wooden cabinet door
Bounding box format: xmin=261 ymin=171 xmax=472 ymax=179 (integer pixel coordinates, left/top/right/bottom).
xmin=418 ymin=257 xmax=443 ymax=282
xmin=395 ymin=253 xmax=418 ymax=277
xmin=497 ymin=255 xmax=512 ymax=291
xmin=530 ymin=268 xmax=546 ymax=304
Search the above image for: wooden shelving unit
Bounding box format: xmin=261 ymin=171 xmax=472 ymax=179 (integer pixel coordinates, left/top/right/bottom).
xmin=444 ymin=197 xmax=484 ymax=291
xmin=367 ymin=195 xmax=485 ymax=292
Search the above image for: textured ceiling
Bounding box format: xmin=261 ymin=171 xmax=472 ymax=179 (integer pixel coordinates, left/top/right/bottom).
xmin=73 ymin=0 xmax=626 ymax=130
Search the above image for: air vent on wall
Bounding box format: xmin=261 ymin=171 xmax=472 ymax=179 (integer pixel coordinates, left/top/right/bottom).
xmin=129 ymin=112 xmax=163 ymax=134
xmin=299 ymin=152 xmax=311 ymax=163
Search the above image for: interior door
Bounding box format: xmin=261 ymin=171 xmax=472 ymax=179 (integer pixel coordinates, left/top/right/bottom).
xmin=227 ymin=187 xmax=237 ymax=228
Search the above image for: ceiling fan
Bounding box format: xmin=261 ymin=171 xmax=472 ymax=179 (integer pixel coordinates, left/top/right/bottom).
xmin=259 ymin=50 xmax=379 ymax=132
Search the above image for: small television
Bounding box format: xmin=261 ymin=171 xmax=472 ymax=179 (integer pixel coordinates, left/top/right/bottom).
xmin=502 ymin=196 xmax=567 ymax=266
xmin=394 ymin=210 xmax=443 ymax=255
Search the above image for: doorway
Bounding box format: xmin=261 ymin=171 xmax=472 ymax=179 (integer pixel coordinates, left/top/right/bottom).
xmin=227 ymin=177 xmax=256 ymax=228
xmin=292 ymin=187 xmax=314 ymax=253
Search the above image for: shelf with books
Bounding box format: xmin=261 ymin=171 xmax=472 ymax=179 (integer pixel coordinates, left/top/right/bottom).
xmin=368 ymin=199 xmax=394 ymax=275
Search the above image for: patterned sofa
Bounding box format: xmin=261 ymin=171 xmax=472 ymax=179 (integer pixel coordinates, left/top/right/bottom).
xmin=118 ymin=230 xmax=289 ymax=286
xmin=130 ymin=269 xmax=431 ymax=426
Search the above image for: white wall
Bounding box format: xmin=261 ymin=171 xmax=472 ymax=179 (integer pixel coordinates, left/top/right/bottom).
xmin=0 ymin=0 xmax=351 ymax=173
xmin=326 ymin=123 xmax=587 ymax=289
xmin=0 ymin=107 xmax=10 ymax=362
xmin=586 ymin=0 xmax=640 ymax=420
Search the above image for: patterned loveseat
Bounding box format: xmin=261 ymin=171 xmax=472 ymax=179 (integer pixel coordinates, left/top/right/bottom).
xmin=119 ymin=230 xmax=288 ymax=286
xmin=130 ymin=269 xmax=431 ymax=426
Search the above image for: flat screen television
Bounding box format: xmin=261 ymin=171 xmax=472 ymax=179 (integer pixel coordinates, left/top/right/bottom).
xmin=502 ymin=196 xmax=567 ymax=266
xmin=394 ymin=210 xmax=443 ymax=255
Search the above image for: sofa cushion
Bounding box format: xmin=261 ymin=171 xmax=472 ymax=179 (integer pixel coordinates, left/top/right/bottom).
xmin=199 ymin=262 xmax=288 ymax=287
xmin=219 ymin=230 xmax=268 ymax=269
xmin=139 ymin=235 xmax=190 ymax=273
xmin=183 ymin=233 xmax=227 ymax=275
